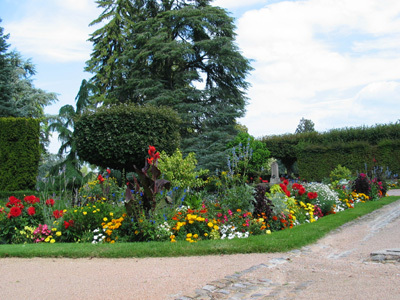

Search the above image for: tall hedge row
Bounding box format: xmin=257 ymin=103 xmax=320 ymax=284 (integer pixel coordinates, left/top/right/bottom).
xmin=296 ymin=141 xmax=373 ymax=181
xmin=0 ymin=118 xmax=40 ymax=191
xmin=261 ymin=123 xmax=400 ymax=181
xmin=74 ymin=104 xmax=181 ymax=171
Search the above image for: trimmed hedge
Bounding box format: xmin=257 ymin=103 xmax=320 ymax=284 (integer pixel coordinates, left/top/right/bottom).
xmin=74 ymin=104 xmax=181 ymax=171
xmin=296 ymin=141 xmax=373 ymax=181
xmin=0 ymin=118 xmax=40 ymax=191
xmin=261 ymin=123 xmax=400 ymax=181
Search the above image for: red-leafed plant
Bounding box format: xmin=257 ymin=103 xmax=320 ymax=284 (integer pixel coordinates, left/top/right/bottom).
xmin=125 ymin=145 xmax=170 ymax=217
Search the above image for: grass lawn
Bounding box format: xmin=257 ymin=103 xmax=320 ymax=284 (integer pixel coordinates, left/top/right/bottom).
xmin=0 ymin=196 xmax=398 ymax=259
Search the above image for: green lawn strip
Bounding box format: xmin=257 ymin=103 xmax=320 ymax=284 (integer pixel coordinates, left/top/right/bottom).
xmin=1 ymin=196 xmax=399 ymax=258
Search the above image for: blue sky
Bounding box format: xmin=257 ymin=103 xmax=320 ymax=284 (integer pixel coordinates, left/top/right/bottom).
xmin=1 ymin=0 xmax=400 ymax=154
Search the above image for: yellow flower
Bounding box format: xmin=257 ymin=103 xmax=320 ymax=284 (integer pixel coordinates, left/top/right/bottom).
xmin=74 ymin=210 xmax=77 ymax=213
xmin=63 ymin=209 xmax=67 ymax=213
xmin=50 ymin=239 xmax=56 ymax=244
xmin=83 ymin=212 xmax=87 ymax=215
xmin=186 ymin=233 xmax=192 ymax=238
xmin=204 ymin=233 xmax=208 ymax=237
xmin=110 ymin=240 xmax=115 ymax=244
xmin=193 ymin=234 xmax=198 ymax=239
xmin=103 ymin=217 xmax=108 ymax=222
xmin=110 ymin=212 xmax=114 ymax=217
xmin=56 ymin=231 xmax=62 ymax=237
xmin=170 ymin=235 xmax=176 ymax=239
xmin=45 ymin=237 xmax=50 ymax=242
xmin=213 ymin=225 xmax=219 ymax=230
xmin=207 ymin=222 xmax=213 ymax=228
xmin=51 ymin=228 xmax=57 ymax=232
xmin=266 ymin=230 xmax=271 ymax=235
xmin=171 ymin=239 xmax=176 ymax=243
xmin=134 ymin=230 xmax=139 ymax=235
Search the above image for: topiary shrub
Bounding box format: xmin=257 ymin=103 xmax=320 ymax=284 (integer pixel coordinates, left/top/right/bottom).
xmin=74 ymin=104 xmax=181 ymax=171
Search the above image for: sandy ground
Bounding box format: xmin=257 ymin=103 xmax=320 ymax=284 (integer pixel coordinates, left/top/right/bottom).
xmin=1 ymin=191 xmax=400 ymax=300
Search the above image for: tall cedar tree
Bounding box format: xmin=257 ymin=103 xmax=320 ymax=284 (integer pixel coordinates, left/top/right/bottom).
xmin=85 ymin=0 xmax=252 ymax=170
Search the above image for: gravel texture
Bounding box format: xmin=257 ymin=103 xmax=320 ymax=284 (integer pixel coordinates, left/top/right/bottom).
xmin=1 ymin=191 xmax=400 ymax=300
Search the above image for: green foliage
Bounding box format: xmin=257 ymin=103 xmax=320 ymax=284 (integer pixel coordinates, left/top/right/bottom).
xmin=226 ymin=132 xmax=271 ymax=178
xmin=85 ymin=0 xmax=252 ymax=171
xmin=329 ymin=164 xmax=353 ymax=182
xmin=220 ymin=184 xmax=255 ymax=213
xmin=157 ymin=149 xmax=208 ymax=189
xmin=74 ymin=104 xmax=181 ymax=171
xmin=0 ymin=117 xmax=40 ymax=191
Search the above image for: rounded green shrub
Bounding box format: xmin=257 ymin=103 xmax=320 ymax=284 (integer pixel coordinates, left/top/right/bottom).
xmin=74 ymin=104 xmax=181 ymax=171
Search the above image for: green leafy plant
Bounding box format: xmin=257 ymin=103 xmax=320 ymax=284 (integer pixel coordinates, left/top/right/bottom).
xmin=330 ymin=164 xmax=352 ymax=182
xmin=157 ymin=149 xmax=208 ymax=189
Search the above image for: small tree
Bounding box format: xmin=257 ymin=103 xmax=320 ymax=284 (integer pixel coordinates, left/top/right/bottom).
xmin=295 ymin=118 xmax=316 ymax=134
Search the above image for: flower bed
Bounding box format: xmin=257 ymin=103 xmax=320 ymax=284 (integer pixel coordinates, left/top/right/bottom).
xmin=0 ymin=147 xmax=390 ymax=245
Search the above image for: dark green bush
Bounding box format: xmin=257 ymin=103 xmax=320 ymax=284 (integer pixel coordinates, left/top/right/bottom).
xmin=74 ymin=104 xmax=181 ymax=171
xmin=0 ymin=117 xmax=40 ymax=191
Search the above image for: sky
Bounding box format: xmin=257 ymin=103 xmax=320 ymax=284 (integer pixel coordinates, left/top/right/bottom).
xmin=1 ymin=0 xmax=400 ymax=154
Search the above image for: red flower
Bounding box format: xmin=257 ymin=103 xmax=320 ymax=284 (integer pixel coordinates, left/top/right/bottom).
xmin=107 ymin=168 xmax=111 ymax=174
xmin=6 ymin=196 xmax=21 ymax=208
xmin=24 ymin=195 xmax=40 ymax=204
xmin=53 ymin=210 xmax=64 ymax=219
xmin=97 ymin=174 xmax=105 ymax=183
xmin=272 ymin=216 xmax=278 ymax=221
xmin=307 ymin=192 xmax=318 ymax=200
xmin=148 ymin=145 xmax=156 ymax=156
xmin=147 ymin=145 xmax=160 ymax=165
xmin=8 ymin=206 xmax=22 ymax=218
xmin=27 ymin=206 xmax=36 ymax=216
xmin=292 ymin=183 xmax=301 ymax=190
xmin=45 ymin=198 xmax=55 ymax=207
xmin=283 ymin=179 xmax=289 ymax=186
xmin=64 ymin=219 xmax=74 ymax=229
xmin=298 ymin=187 xmax=306 ymax=196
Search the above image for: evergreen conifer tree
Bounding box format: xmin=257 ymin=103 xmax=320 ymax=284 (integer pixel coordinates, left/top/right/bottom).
xmin=86 ymin=0 xmax=252 ymax=170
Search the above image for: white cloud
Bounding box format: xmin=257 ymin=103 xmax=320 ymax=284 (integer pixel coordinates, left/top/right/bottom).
xmin=5 ymin=0 xmax=100 ymax=62
xmin=237 ymin=0 xmax=400 ymax=137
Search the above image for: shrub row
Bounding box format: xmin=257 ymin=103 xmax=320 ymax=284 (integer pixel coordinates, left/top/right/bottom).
xmin=261 ymin=123 xmax=400 ymax=181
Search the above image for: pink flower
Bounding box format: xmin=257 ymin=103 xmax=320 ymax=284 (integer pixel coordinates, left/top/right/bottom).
xmin=228 ymin=209 xmax=233 ymax=216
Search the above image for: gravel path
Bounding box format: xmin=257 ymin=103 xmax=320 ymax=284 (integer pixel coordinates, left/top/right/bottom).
xmin=1 ymin=191 xmax=400 ymax=300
